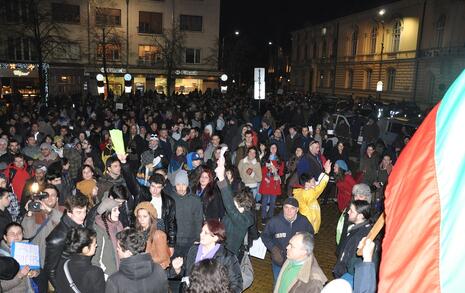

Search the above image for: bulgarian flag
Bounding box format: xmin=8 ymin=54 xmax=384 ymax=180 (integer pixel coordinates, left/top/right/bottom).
xmin=378 ymin=70 xmax=465 ymax=292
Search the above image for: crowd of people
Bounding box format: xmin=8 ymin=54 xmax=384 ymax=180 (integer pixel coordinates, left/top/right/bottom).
xmin=0 ymin=90 xmax=408 ymax=293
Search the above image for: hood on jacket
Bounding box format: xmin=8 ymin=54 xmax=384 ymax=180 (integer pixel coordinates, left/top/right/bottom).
xmin=119 ymin=253 xmax=155 ymax=280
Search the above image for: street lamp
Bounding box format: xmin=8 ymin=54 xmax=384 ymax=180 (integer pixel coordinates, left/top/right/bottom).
xmin=234 ymin=30 xmax=240 ymax=36
xmin=376 ymin=9 xmax=386 ymax=100
xmin=268 ymin=41 xmax=273 ymax=45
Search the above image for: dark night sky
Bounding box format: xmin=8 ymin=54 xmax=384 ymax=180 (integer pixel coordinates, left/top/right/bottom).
xmin=220 ymin=0 xmax=400 ymax=53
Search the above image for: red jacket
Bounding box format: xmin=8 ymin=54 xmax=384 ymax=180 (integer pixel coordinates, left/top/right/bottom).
xmin=3 ymin=163 xmax=33 ymax=201
xmin=336 ymin=174 xmax=356 ymax=212
xmin=259 ymin=160 xmax=284 ymax=196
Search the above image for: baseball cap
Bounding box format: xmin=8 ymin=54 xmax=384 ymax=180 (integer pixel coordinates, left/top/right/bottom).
xmin=283 ymin=197 xmax=299 ymax=208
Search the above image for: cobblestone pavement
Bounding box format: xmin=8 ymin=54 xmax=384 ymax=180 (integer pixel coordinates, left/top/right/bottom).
xmin=245 ymin=202 xmax=340 ymax=293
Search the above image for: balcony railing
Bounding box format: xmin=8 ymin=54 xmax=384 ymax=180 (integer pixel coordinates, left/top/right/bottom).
xmin=419 ymin=46 xmax=465 ymax=58
xmin=137 ymin=59 xmax=162 ymax=66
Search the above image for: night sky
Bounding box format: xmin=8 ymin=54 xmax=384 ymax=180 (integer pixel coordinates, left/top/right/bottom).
xmin=221 ymin=0 xmax=400 ymax=52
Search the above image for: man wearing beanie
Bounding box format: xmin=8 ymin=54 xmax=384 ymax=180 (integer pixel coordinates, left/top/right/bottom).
xmin=167 ymin=170 xmax=202 ymax=258
xmin=262 ymin=197 xmax=314 ymax=283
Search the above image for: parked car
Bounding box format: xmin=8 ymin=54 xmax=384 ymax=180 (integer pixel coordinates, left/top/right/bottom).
xmin=377 ymin=117 xmax=420 ymax=147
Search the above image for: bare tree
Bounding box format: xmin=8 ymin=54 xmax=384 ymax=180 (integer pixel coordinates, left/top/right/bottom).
xmin=91 ymin=2 xmax=126 ymax=97
xmin=203 ymin=37 xmax=220 ymax=70
xmin=152 ymin=22 xmax=185 ymax=95
xmin=3 ymin=0 xmax=73 ymax=103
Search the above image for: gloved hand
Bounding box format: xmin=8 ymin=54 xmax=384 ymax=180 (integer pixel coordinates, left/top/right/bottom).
xmin=271 ymin=246 xmax=285 ymax=266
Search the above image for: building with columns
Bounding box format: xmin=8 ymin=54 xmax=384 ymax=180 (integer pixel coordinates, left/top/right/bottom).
xmin=0 ymin=0 xmax=220 ymax=98
xmin=290 ymin=0 xmax=465 ymax=107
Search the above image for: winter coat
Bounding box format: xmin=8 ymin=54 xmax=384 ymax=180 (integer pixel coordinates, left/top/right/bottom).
xmin=334 ymin=220 xmax=372 ymax=278
xmin=196 ymin=185 xmax=224 ymax=220
xmin=0 ymin=209 xmax=12 ymax=240
xmin=336 ymin=174 xmax=357 ymax=212
xmin=92 ymin=216 xmax=123 ymax=278
xmin=217 ymin=180 xmax=254 ymax=255
xmin=238 ymin=157 xmax=262 ymax=188
xmin=259 ymin=159 xmax=284 ymax=196
xmin=55 ymin=254 xmax=105 ymax=293
xmin=182 ymin=244 xmax=243 ymax=293
xmin=137 ymin=188 xmax=177 ymax=248
xmin=292 ymin=173 xmax=329 ymax=234
xmin=262 ymin=213 xmax=314 ymax=266
xmin=297 ymin=154 xmax=323 ymax=181
xmin=167 ymin=189 xmax=203 ymax=248
xmin=44 ymin=213 xmax=84 ymax=288
xmin=146 ymin=229 xmax=171 ymax=269
xmin=21 ymin=208 xmax=63 ymax=268
xmin=274 ymin=255 xmax=327 ymax=293
xmin=3 ymin=163 xmax=32 ymax=202
xmin=105 ymin=253 xmax=168 ymax=293
xmin=354 ymin=262 xmax=376 ymax=293
xmin=0 ymin=241 xmax=33 ymax=293
xmin=359 ymin=153 xmax=379 ymax=185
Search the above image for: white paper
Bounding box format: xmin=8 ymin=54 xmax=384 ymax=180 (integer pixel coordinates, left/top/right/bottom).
xmin=116 ymin=103 xmax=123 ymax=110
xmin=11 ymin=242 xmax=41 ymax=269
xmin=249 ymin=237 xmax=267 ymax=260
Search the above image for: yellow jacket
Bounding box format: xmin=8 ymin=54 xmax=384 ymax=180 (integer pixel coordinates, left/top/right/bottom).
xmin=292 ymin=174 xmax=329 ymax=234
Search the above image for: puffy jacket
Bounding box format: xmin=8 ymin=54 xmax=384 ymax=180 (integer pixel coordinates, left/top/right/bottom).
xmin=3 ymin=163 xmax=32 ymax=202
xmin=105 ymin=253 xmax=168 ymax=293
xmin=137 ymin=188 xmax=177 ymax=248
xmin=259 ymin=159 xmax=284 ymax=196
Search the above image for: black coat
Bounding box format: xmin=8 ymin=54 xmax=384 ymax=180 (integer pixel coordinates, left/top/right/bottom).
xmin=183 ymin=244 xmax=243 ymax=293
xmin=44 ymin=213 xmax=84 ymax=288
xmin=55 ymin=254 xmax=105 ymax=293
xmin=137 ymin=188 xmax=177 ymax=248
xmin=333 ymin=220 xmax=372 ymax=278
xmin=105 ymin=253 xmax=168 ymax=293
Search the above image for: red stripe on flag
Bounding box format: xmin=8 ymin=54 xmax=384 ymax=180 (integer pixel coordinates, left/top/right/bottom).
xmin=378 ymin=104 xmax=441 ymax=292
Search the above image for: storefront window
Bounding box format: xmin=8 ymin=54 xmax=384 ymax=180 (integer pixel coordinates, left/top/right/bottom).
xmin=155 ymin=77 xmax=167 ymax=94
xmin=175 ymin=78 xmax=203 ymax=93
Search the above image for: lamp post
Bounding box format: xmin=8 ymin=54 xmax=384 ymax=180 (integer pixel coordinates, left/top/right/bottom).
xmin=377 ymin=9 xmax=386 ymax=100
xmin=126 ymin=0 xmax=129 ymax=70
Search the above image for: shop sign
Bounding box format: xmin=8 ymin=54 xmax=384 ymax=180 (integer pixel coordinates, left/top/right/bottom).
xmin=175 ymin=70 xmax=198 ymax=76
xmin=13 ymin=69 xmax=31 ymax=77
xmin=100 ymin=67 xmax=126 ymax=74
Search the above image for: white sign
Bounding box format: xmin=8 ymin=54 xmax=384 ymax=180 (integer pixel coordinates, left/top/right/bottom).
xmin=220 ymin=85 xmax=228 ymax=93
xmin=254 ymin=67 xmax=265 ymax=100
xmin=175 ymin=70 xmax=199 ymax=76
xmin=11 ymin=242 xmax=41 ymax=270
xmin=116 ymin=103 xmax=123 ymax=110
xmin=96 ymin=74 xmax=104 ymax=81
xmin=100 ymin=67 xmax=126 ymax=74
xmin=13 ymin=69 xmax=30 ymax=77
xmin=249 ymin=237 xmax=267 ymax=259
xmin=376 ymin=81 xmax=383 ymax=92
xmin=220 ymin=74 xmax=228 ymax=81
xmin=124 ymin=73 xmax=132 ymax=81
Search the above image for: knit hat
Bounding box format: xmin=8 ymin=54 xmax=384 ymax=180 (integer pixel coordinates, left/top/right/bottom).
xmin=335 ymin=160 xmax=349 ymax=172
xmin=53 ymin=136 xmax=63 ymax=143
xmin=40 ymin=143 xmax=52 ymax=150
xmin=97 ymin=197 xmax=120 ymax=215
xmin=134 ymin=202 xmax=158 ymax=219
xmin=174 ymin=170 xmax=189 ymax=186
xmin=76 ymin=179 xmax=97 ymax=197
xmin=283 ymin=197 xmax=299 ymax=208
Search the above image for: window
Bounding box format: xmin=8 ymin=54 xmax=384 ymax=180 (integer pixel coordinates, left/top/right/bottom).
xmin=435 ymin=15 xmax=445 ymax=48
xmin=96 ymin=8 xmax=121 ymax=26
xmin=346 ymin=69 xmax=354 ymax=89
xmin=139 ymin=11 xmax=163 ymax=34
xmin=138 ymin=45 xmax=161 ymax=65
xmin=351 ymin=28 xmax=358 ymax=56
xmin=370 ymin=27 xmax=377 ymax=54
xmin=7 ymin=37 xmax=36 ymax=61
xmin=97 ymin=43 xmax=121 ymax=61
xmin=392 ymin=20 xmax=401 ymax=52
xmin=364 ymin=69 xmax=372 ymax=90
xmin=52 ymin=3 xmax=80 ymax=23
xmin=180 ymin=15 xmax=202 ymax=32
xmin=185 ymin=48 xmax=200 ymax=64
xmin=387 ymin=68 xmax=396 ymax=91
